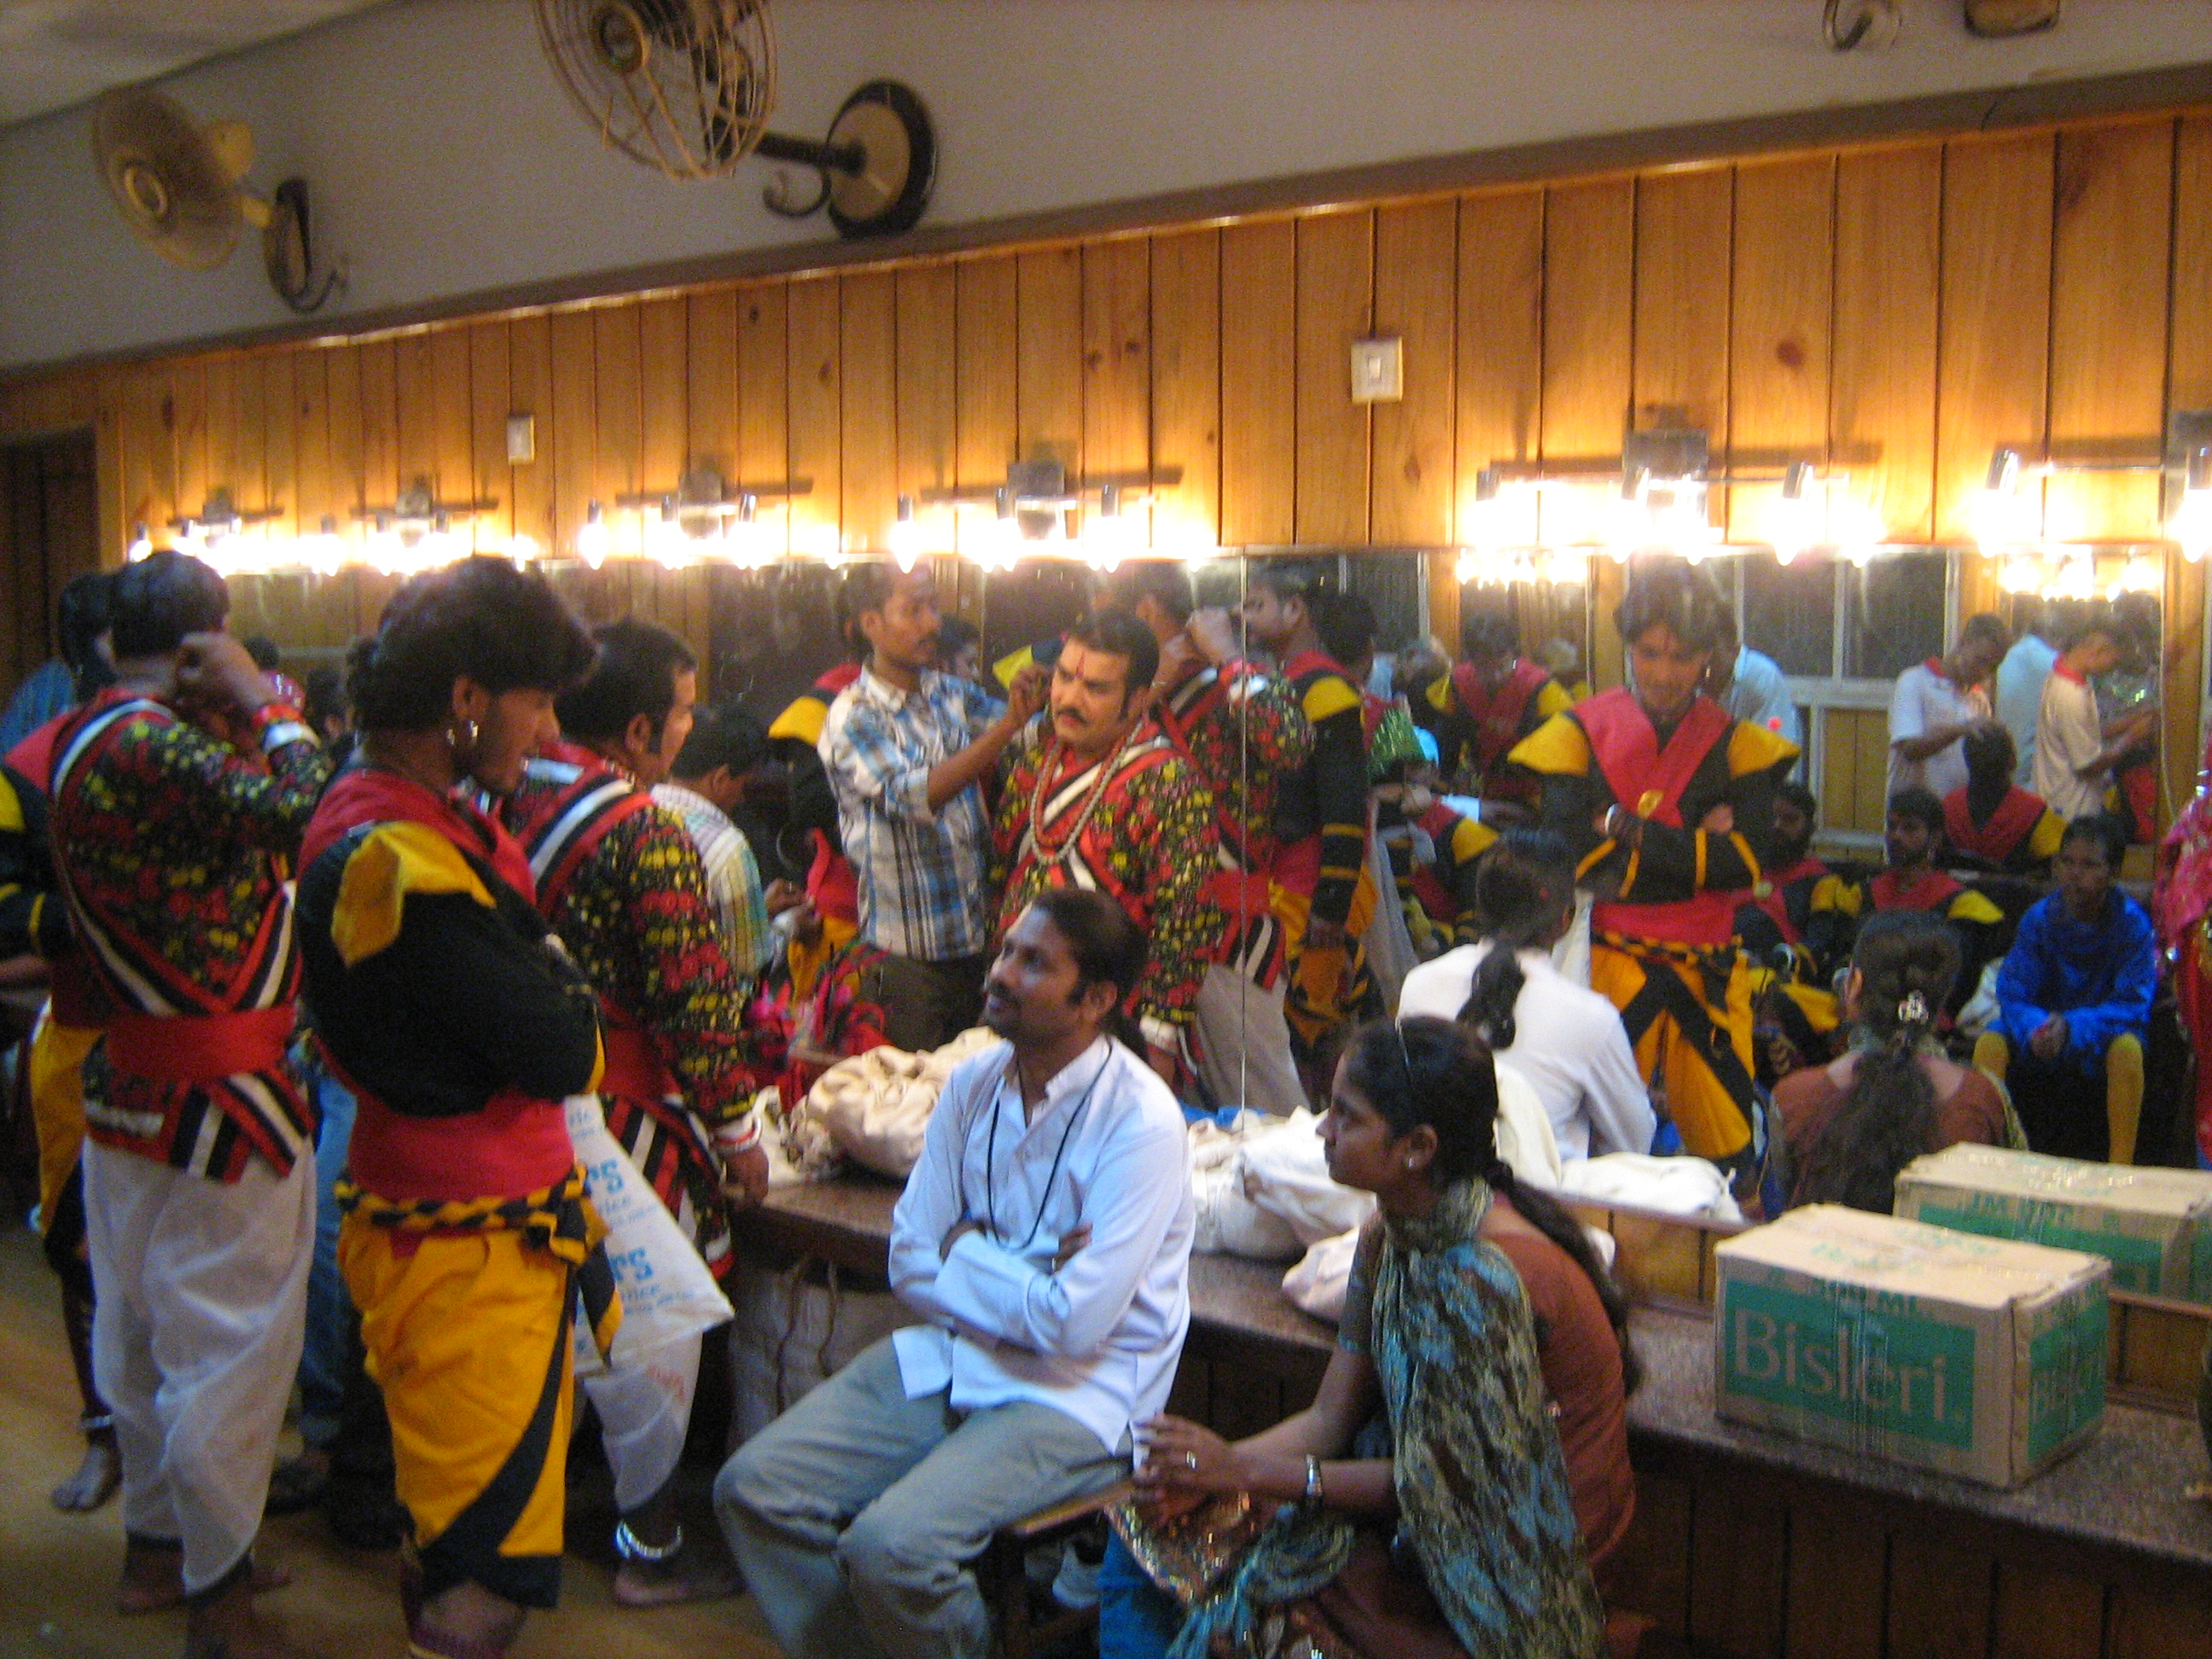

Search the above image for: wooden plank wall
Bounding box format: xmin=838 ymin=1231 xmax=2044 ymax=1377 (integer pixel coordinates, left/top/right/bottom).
xmin=6 ymin=108 xmax=2212 ymax=823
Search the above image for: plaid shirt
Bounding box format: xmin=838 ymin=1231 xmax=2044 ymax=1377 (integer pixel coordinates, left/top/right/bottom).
xmin=820 ymin=665 xmax=1004 ymax=961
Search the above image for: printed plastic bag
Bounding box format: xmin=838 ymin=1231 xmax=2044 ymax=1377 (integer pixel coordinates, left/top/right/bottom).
xmin=567 ymin=1093 xmax=733 ymax=1376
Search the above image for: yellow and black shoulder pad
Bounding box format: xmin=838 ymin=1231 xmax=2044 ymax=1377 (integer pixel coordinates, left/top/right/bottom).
xmin=1949 ymin=889 xmax=2006 ymax=927
xmin=767 ymin=696 xmax=830 ymax=748
xmin=331 ymin=823 xmax=494 ymax=967
xmin=1531 ymin=679 xmax=1575 ymax=720
xmin=1301 ymin=673 xmax=1363 ymax=726
xmin=1508 ymin=711 xmax=1592 ymax=777
xmin=1726 ymin=719 xmax=1800 ymax=779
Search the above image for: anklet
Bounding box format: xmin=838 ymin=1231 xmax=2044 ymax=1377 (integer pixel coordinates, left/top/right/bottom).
xmin=614 ymin=1519 xmax=684 ymax=1564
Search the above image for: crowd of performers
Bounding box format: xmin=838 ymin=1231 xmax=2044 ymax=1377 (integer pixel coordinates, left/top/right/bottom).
xmin=0 ymin=539 xmax=2203 ymax=1659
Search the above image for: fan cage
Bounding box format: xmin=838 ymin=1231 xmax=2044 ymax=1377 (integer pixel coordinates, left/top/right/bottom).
xmin=536 ymin=0 xmax=777 ymax=181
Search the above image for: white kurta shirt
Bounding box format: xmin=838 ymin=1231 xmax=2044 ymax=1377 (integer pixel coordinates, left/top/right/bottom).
xmin=888 ymin=1034 xmax=1196 ymax=1453
xmin=1396 ymin=942 xmax=1656 ymax=1161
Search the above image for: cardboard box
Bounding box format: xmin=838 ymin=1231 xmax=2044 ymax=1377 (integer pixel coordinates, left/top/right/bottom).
xmin=1714 ymin=1205 xmax=2108 ymax=1488
xmin=1895 ymin=1144 xmax=2212 ymax=1306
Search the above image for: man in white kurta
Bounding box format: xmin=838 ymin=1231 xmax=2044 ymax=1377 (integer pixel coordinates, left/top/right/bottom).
xmin=716 ymin=892 xmax=1196 ymax=1659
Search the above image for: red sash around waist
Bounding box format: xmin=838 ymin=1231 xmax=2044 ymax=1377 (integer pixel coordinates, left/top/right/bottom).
xmin=341 ymin=1078 xmax=576 ymax=1208
xmin=598 ymin=1018 xmax=681 ymax=1104
xmin=1592 ymin=894 xmax=1740 ymax=949
xmin=106 ymin=1005 xmax=294 ymax=1084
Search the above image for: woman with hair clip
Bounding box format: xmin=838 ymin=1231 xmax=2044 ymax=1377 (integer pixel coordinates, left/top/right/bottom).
xmin=1776 ymin=911 xmax=2017 ymax=1214
xmin=1400 ymin=828 xmax=1656 ymax=1159
xmin=294 ymin=556 xmax=611 ymax=1659
xmin=1099 ymin=1016 xmax=1635 ymax=1659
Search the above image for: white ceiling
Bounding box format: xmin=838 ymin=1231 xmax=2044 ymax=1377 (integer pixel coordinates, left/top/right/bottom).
xmin=0 ymin=0 xmax=387 ymax=127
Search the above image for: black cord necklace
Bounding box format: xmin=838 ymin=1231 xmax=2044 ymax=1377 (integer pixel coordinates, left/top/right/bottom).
xmin=983 ymin=1045 xmax=1113 ymax=1254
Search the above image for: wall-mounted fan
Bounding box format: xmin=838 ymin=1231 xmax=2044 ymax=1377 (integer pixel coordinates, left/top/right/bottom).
xmin=91 ymin=87 xmax=343 ymax=313
xmin=535 ymin=0 xmax=936 ymax=239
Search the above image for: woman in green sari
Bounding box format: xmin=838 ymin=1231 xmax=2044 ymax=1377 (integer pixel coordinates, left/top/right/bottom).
xmin=1101 ymin=1015 xmax=1638 ymax=1659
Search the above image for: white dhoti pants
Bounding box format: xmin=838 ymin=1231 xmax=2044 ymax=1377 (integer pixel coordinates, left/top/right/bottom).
xmin=84 ymin=1139 xmax=314 ymax=1595
xmin=583 ymin=1331 xmax=702 ymax=1514
xmin=1194 ymin=963 xmax=1309 ymax=1117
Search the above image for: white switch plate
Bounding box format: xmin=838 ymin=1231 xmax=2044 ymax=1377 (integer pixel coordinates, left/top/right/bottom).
xmin=506 ymin=414 xmax=537 ymax=463
xmin=1349 ymin=336 xmax=1403 ymax=403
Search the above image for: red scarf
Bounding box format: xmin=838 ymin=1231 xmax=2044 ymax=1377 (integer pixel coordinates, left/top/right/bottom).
xmin=1868 ymin=865 xmax=1962 ymax=913
xmin=1942 ymin=784 xmax=2045 ymax=865
xmin=1452 ymin=656 xmax=1551 ymax=768
xmin=1575 ymin=688 xmax=1738 ymax=946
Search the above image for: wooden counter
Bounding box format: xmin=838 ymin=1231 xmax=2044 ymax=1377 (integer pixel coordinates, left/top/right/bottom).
xmin=733 ymin=1179 xmax=2212 ymax=1658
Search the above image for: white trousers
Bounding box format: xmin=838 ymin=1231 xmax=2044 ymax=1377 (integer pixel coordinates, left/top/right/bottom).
xmin=84 ymin=1139 xmax=314 ymax=1594
xmin=583 ymin=1331 xmax=702 ymax=1514
xmin=1193 ymin=963 xmax=1309 ymax=1116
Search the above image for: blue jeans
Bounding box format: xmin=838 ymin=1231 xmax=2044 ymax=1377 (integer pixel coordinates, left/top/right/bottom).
xmin=1098 ymin=1532 xmax=1183 ymax=1659
xmin=295 ymin=1048 xmax=358 ymax=1450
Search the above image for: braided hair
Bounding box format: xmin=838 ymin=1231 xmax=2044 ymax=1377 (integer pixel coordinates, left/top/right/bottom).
xmin=1789 ymin=911 xmax=1959 ymax=1214
xmin=1344 ymin=1016 xmax=1641 ymax=1393
xmin=1455 ymin=829 xmax=1577 ymax=1051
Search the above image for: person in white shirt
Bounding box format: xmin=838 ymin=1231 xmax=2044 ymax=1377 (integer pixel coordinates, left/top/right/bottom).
xmin=1397 ymin=829 xmax=1655 ymax=1160
xmin=1995 ymin=602 xmax=2059 ymax=787
xmin=2034 ymin=614 xmax=2150 ymax=822
xmin=1886 ymin=613 xmax=2011 ymax=799
xmin=1710 ymin=612 xmax=1802 ymax=758
xmin=715 ymin=888 xmax=1196 ymax=1659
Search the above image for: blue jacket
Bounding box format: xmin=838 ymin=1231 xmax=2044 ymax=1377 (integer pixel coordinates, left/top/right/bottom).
xmin=1994 ymin=890 xmax=2157 ymax=1071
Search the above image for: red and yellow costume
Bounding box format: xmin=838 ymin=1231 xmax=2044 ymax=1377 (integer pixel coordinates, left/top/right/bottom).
xmin=1514 ymin=688 xmax=1796 ymax=1172
xmin=1423 ymin=656 xmax=1572 ymax=806
xmin=298 ymin=766 xmax=611 ymax=1615
xmin=1941 ymin=783 xmax=2065 ymax=873
xmin=2157 ymin=750 xmax=2212 ymax=1167
xmin=1273 ymin=649 xmax=1377 ymax=1055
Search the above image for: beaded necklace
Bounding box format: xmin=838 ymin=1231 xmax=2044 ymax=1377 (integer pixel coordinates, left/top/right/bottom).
xmin=1027 ymin=723 xmax=1142 ymax=864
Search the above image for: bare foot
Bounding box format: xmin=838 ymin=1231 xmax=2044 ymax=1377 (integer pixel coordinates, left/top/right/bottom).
xmin=185 ymin=1575 xmax=320 ymax=1659
xmin=117 ymin=1545 xmax=294 ymax=1616
xmin=50 ymin=1437 xmax=120 ymax=1512
xmin=612 ymin=1541 xmax=741 ymax=1609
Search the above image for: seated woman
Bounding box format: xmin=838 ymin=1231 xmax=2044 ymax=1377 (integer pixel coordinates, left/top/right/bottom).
xmin=1777 ymin=911 xmax=2017 ymax=1213
xmin=1098 ymin=1016 xmax=1634 ymax=1659
xmin=1399 ymin=829 xmax=1655 ymax=1159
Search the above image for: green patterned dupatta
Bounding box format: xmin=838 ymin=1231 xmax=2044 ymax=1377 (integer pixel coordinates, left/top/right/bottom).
xmin=1137 ymin=1179 xmax=1604 ymax=1659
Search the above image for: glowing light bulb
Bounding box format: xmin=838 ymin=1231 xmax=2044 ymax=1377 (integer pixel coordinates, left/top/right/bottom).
xmin=126 ymin=521 xmax=152 ymax=562
xmin=576 ymin=501 xmax=610 ymax=568
xmin=890 ymin=495 xmax=927 ymax=573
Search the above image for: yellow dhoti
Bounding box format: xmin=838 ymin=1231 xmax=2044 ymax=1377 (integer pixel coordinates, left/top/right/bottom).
xmin=1274 ymin=870 xmax=1378 ymax=1055
xmin=1590 ymin=934 xmax=1760 ymax=1168
xmin=28 ymin=1010 xmax=98 ymax=1233
xmin=339 ymin=1221 xmax=578 ymax=1610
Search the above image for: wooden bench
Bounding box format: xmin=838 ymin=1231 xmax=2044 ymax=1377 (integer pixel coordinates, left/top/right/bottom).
xmin=733 ymin=1180 xmax=2212 ymax=1659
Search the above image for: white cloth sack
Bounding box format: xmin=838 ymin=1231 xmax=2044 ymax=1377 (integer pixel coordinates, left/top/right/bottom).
xmin=725 ymin=1259 xmax=915 ymax=1446
xmin=803 ymin=1027 xmax=999 ymax=1179
xmin=1954 ymin=955 xmax=2005 ymax=1039
xmin=566 ymin=1092 xmax=734 ymax=1376
xmin=1277 ymin=1061 xmax=1567 ymax=1320
xmin=1363 ymin=803 xmax=1421 ymax=1013
xmin=1187 ymin=1116 xmax=1306 ymax=1260
xmin=1544 ymin=1151 xmax=1743 ymax=1223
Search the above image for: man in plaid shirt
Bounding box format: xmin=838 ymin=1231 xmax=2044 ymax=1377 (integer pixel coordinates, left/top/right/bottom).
xmin=821 ymin=564 xmax=1044 ymax=1052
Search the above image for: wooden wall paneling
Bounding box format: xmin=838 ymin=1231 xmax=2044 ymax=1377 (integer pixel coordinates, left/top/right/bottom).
xmin=467 ymin=322 xmax=513 ymax=550
xmin=1017 ymin=245 xmax=1084 ymax=484
xmin=1220 ymin=219 xmax=1297 ymax=548
xmin=1831 ymin=143 xmax=1943 ymax=544
xmin=289 ymin=349 xmax=332 ymax=543
xmin=1781 ymin=1500 xmax=1886 ymax=1659
xmin=594 ymin=303 xmax=643 ymax=602
xmin=1988 ymin=1563 xmax=2105 ymax=1659
xmin=1542 ymin=178 xmax=1635 ymax=684
xmin=507 ymin=315 xmax=556 ymax=556
xmin=1294 ymin=209 xmax=1374 ymax=545
xmin=2046 ymin=119 xmax=2175 ymax=544
xmin=1729 ymin=157 xmax=1834 ymax=548
xmin=549 ymin=308 xmax=597 ymax=564
xmin=1883 ymin=1516 xmax=1993 ymax=1659
xmin=894 ymin=263 xmax=957 ymax=546
xmin=393 ymin=331 xmax=440 ymax=496
xmin=1081 ymin=237 xmax=1150 ymax=542
xmin=1371 ymin=198 xmax=1456 ymax=548
xmin=687 ymin=288 xmax=741 ymax=483
xmin=1854 ymin=707 xmax=1891 ymax=830
xmin=840 ymin=271 xmax=899 ymax=556
xmin=788 ymin=275 xmax=842 ymax=561
xmin=201 ymin=355 xmax=240 ymax=516
xmin=2166 ymin=116 xmax=2212 ymax=833
xmin=1150 ymin=228 xmax=1221 ymax=555
xmin=227 ymin=353 xmax=270 ymax=519
xmin=92 ymin=370 xmax=123 ymax=565
xmin=431 ymin=327 xmax=474 ymax=515
xmin=1819 ymin=707 xmax=1859 ymax=838
xmin=955 ymin=256 xmax=1018 ymax=560
xmin=736 ymin=282 xmax=789 ymax=558
xmin=323 ymin=344 xmax=365 ymax=550
xmin=115 ymin=367 xmax=169 ymax=549
xmin=261 ymin=353 xmax=296 ymax=543
xmin=1936 ymin=133 xmax=2056 ymax=560
xmin=1686 ymin=1477 xmax=1789 ymax=1659
xmin=1610 ymin=1469 xmax=1693 ymax=1637
xmin=169 ymin=359 xmax=209 ymax=530
xmin=2104 ymin=1586 xmax=2212 ymax=1658
xmin=637 ymin=294 xmax=693 ymax=649
xmin=357 ymin=338 xmax=399 ymax=519
xmin=1456 ymin=185 xmax=1545 ymax=555
xmin=1633 ymin=166 xmax=1733 ymax=529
